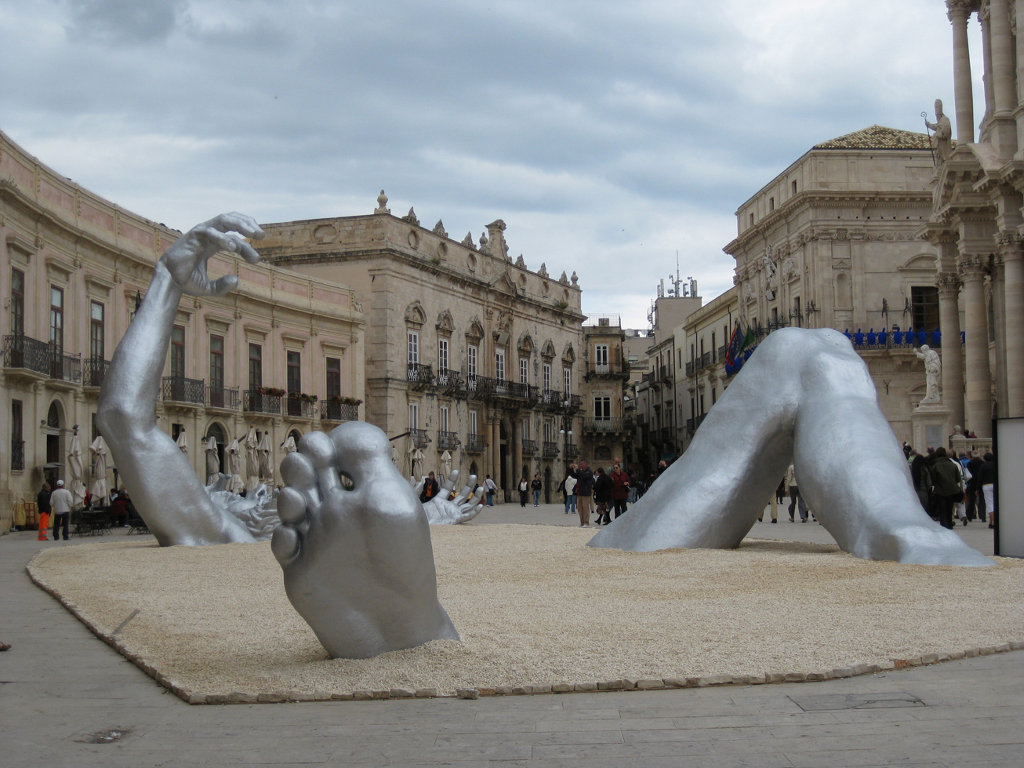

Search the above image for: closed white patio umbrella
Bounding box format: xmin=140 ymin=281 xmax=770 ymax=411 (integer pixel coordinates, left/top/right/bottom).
xmin=67 ymin=431 xmax=87 ymax=506
xmin=89 ymin=435 xmax=109 ymax=501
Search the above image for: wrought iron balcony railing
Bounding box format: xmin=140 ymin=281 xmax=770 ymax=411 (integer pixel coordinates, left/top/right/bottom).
xmin=320 ymin=400 xmax=359 ymax=422
xmin=437 ymin=430 xmax=460 ymax=450
xmin=543 ymin=441 xmax=560 ymax=458
xmin=564 ymin=442 xmax=579 ymax=459
xmin=1 ymin=335 xmax=82 ymax=383
xmin=521 ymin=439 xmax=537 ymax=456
xmin=407 ymin=363 xmax=433 ymax=390
xmin=162 ymin=376 xmax=205 ymax=405
xmin=286 ymin=396 xmax=316 ymax=419
xmin=465 ymin=433 xmax=488 ymax=453
xmin=83 ymin=357 xmax=110 ymax=388
xmin=410 ymin=428 xmax=431 ymax=448
xmin=244 ymin=389 xmax=282 ymax=415
xmin=584 ymin=417 xmax=623 ymax=433
xmin=208 ymin=386 xmax=240 ymax=410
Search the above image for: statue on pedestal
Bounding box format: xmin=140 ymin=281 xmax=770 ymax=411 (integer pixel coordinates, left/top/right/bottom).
xmin=924 ymin=99 xmax=952 ymax=164
xmin=914 ymin=344 xmax=941 ymax=404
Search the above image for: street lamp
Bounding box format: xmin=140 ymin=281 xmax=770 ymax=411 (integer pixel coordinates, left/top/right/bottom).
xmin=559 ymin=415 xmax=573 ymax=474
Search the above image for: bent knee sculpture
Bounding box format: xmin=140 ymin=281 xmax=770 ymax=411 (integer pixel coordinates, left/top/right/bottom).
xmin=589 ymin=328 xmax=991 ymax=567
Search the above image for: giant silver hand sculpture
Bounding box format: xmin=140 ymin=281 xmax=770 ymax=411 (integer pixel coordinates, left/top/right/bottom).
xmin=417 ymin=470 xmax=485 ymax=524
xmin=271 ymin=425 xmax=459 ymax=658
xmin=97 ymin=214 xmax=265 ymax=546
xmin=590 ymin=328 xmax=991 ymax=567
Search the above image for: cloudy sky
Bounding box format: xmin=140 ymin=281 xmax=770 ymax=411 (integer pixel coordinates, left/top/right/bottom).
xmin=0 ymin=1 xmax=979 ymax=328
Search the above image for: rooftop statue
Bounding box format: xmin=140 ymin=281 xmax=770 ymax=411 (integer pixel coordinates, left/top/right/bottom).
xmin=924 ymin=99 xmax=952 ymax=164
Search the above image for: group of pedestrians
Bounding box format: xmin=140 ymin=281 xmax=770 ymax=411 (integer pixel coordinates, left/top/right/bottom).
xmin=906 ymin=444 xmax=996 ymax=529
xmin=558 ymin=459 xmax=634 ymax=527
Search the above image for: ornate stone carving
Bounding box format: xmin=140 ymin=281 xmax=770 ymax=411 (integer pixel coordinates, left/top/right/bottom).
xmin=401 ymin=207 xmax=419 ymax=226
xmin=374 ymin=190 xmax=390 ymax=214
xmin=936 ymin=270 xmax=963 ymax=295
xmin=461 ymin=232 xmax=474 ymax=248
xmin=432 ymin=220 xmax=447 ymax=238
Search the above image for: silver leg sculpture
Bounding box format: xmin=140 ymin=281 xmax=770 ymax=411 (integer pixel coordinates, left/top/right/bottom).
xmin=589 ymin=328 xmax=992 ymax=567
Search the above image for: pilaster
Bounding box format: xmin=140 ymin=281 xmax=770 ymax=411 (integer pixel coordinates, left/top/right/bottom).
xmin=936 ymin=270 xmax=965 ymax=431
xmin=957 ymin=253 xmax=992 ymax=435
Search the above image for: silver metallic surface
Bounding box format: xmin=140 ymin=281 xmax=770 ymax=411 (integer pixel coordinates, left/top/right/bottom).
xmin=271 ymin=424 xmax=459 ymax=658
xmin=99 ymin=214 xmax=459 ymax=658
xmin=97 ymin=214 xmax=264 ymax=547
xmin=418 ymin=471 xmax=485 ymax=524
xmin=590 ymin=328 xmax=991 ymax=567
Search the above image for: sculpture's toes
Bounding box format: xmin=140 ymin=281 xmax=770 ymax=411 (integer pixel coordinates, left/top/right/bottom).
xmin=270 ymin=487 xmax=308 ymax=567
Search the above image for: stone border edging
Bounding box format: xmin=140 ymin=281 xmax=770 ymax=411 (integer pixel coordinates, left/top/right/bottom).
xmin=26 ymin=552 xmax=1024 ymax=706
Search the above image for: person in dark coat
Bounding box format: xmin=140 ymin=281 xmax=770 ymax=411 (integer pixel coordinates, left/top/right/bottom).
xmin=593 ymin=466 xmax=613 ymax=525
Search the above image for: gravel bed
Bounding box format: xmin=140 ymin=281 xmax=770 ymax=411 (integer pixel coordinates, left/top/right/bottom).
xmin=27 ymin=525 xmax=1024 ymax=703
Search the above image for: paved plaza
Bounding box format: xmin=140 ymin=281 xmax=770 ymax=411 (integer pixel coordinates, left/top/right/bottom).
xmin=1 ymin=502 xmax=1020 ymax=767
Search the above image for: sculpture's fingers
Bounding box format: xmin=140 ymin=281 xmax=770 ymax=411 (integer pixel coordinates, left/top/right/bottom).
xmin=442 ymin=469 xmax=460 ymax=493
xmin=208 ymin=212 xmax=265 ymax=240
xmin=280 ymin=450 xmax=321 ymax=508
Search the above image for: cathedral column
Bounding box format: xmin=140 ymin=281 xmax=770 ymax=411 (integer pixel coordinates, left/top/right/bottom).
xmin=988 ymin=0 xmax=1018 ymax=154
xmin=937 ymin=271 xmax=965 ymax=430
xmin=958 ymin=254 xmax=992 ymax=435
xmin=1000 ymin=235 xmax=1024 ymax=416
xmin=948 ymin=0 xmax=977 ymax=144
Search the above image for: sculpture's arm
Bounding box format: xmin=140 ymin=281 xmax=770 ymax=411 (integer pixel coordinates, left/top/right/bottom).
xmin=97 ymin=214 xmax=264 ymax=546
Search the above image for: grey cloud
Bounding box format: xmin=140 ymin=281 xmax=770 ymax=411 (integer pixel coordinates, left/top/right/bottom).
xmin=64 ymin=0 xmax=185 ymax=44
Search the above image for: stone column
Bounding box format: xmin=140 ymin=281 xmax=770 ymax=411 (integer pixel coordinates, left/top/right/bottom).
xmin=958 ymin=254 xmax=992 ymax=435
xmin=988 ymin=0 xmax=1018 ymax=154
xmin=1000 ymin=234 xmax=1024 ymax=416
xmin=948 ymin=0 xmax=977 ymax=144
xmin=937 ymin=270 xmax=965 ymax=430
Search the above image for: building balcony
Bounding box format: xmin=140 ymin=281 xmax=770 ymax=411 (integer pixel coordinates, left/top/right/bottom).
xmin=543 ymin=441 xmax=560 ymax=458
xmin=161 ymin=376 xmax=205 ymax=406
xmin=410 ymin=428 xmax=431 ymax=448
xmin=437 ymin=430 xmax=460 ymax=450
xmin=320 ymin=400 xmax=359 ymax=423
xmin=564 ymin=442 xmax=579 ymax=460
xmin=584 ymin=417 xmax=623 ymax=434
xmin=521 ymin=439 xmax=537 ymax=457
xmin=433 ymin=368 xmax=462 ymax=396
xmin=407 ymin=362 xmax=433 ymax=390
xmin=465 ymin=433 xmax=488 ymax=453
xmin=208 ymin=386 xmax=240 ymax=411
xmin=2 ymin=334 xmax=81 ymax=385
xmin=244 ymin=389 xmax=283 ymax=416
xmin=466 ymin=374 xmax=495 ymax=400
xmin=286 ymin=395 xmax=317 ymax=419
xmin=83 ymin=357 xmax=110 ymax=388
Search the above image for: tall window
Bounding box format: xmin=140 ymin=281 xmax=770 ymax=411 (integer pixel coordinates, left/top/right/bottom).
xmin=595 ymin=344 xmax=609 ymax=372
xmin=469 ymin=409 xmax=478 ymax=436
xmin=210 ymin=335 xmax=224 ymax=391
xmin=519 ymin=357 xmax=528 ymax=384
xmin=521 ymin=418 xmax=530 ymax=440
xmin=326 ymin=356 xmax=341 ymax=400
xmin=409 ymin=402 xmax=419 ymax=430
xmin=49 ymin=286 xmax=64 ymax=351
xmin=170 ymin=325 xmax=185 ymax=379
xmin=90 ymin=301 xmax=105 ymax=360
xmin=911 ymin=286 xmax=940 ymax=332
xmin=543 ymin=363 xmax=551 ymax=392
xmin=563 ymin=367 xmax=571 ymax=395
xmin=438 ymin=338 xmax=449 ymax=372
xmin=11 ymin=268 xmax=24 ymax=337
xmin=439 ymin=405 xmax=449 ymax=433
xmin=467 ymin=344 xmax=478 ymax=377
xmin=248 ymin=343 xmax=263 ymax=390
xmin=287 ymin=351 xmax=301 ymax=394
xmin=495 ymin=349 xmax=506 ymax=381
xmin=11 ymin=399 xmax=23 ymax=471
xmin=594 ymin=396 xmax=611 ymax=422
xmin=407 ymin=330 xmax=419 ymax=365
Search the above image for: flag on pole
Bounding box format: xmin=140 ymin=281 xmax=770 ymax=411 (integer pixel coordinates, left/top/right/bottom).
xmin=725 ymin=323 xmax=745 ymax=367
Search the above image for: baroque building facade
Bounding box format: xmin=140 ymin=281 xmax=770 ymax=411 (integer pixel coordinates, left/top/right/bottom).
xmin=724 ymin=126 xmax=941 ymax=445
xmin=0 ymin=130 xmax=364 ymax=532
xmin=921 ymin=0 xmax=1024 ymax=439
xmin=257 ymin=195 xmax=584 ymax=501
xmin=579 ymin=316 xmax=632 ymax=469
